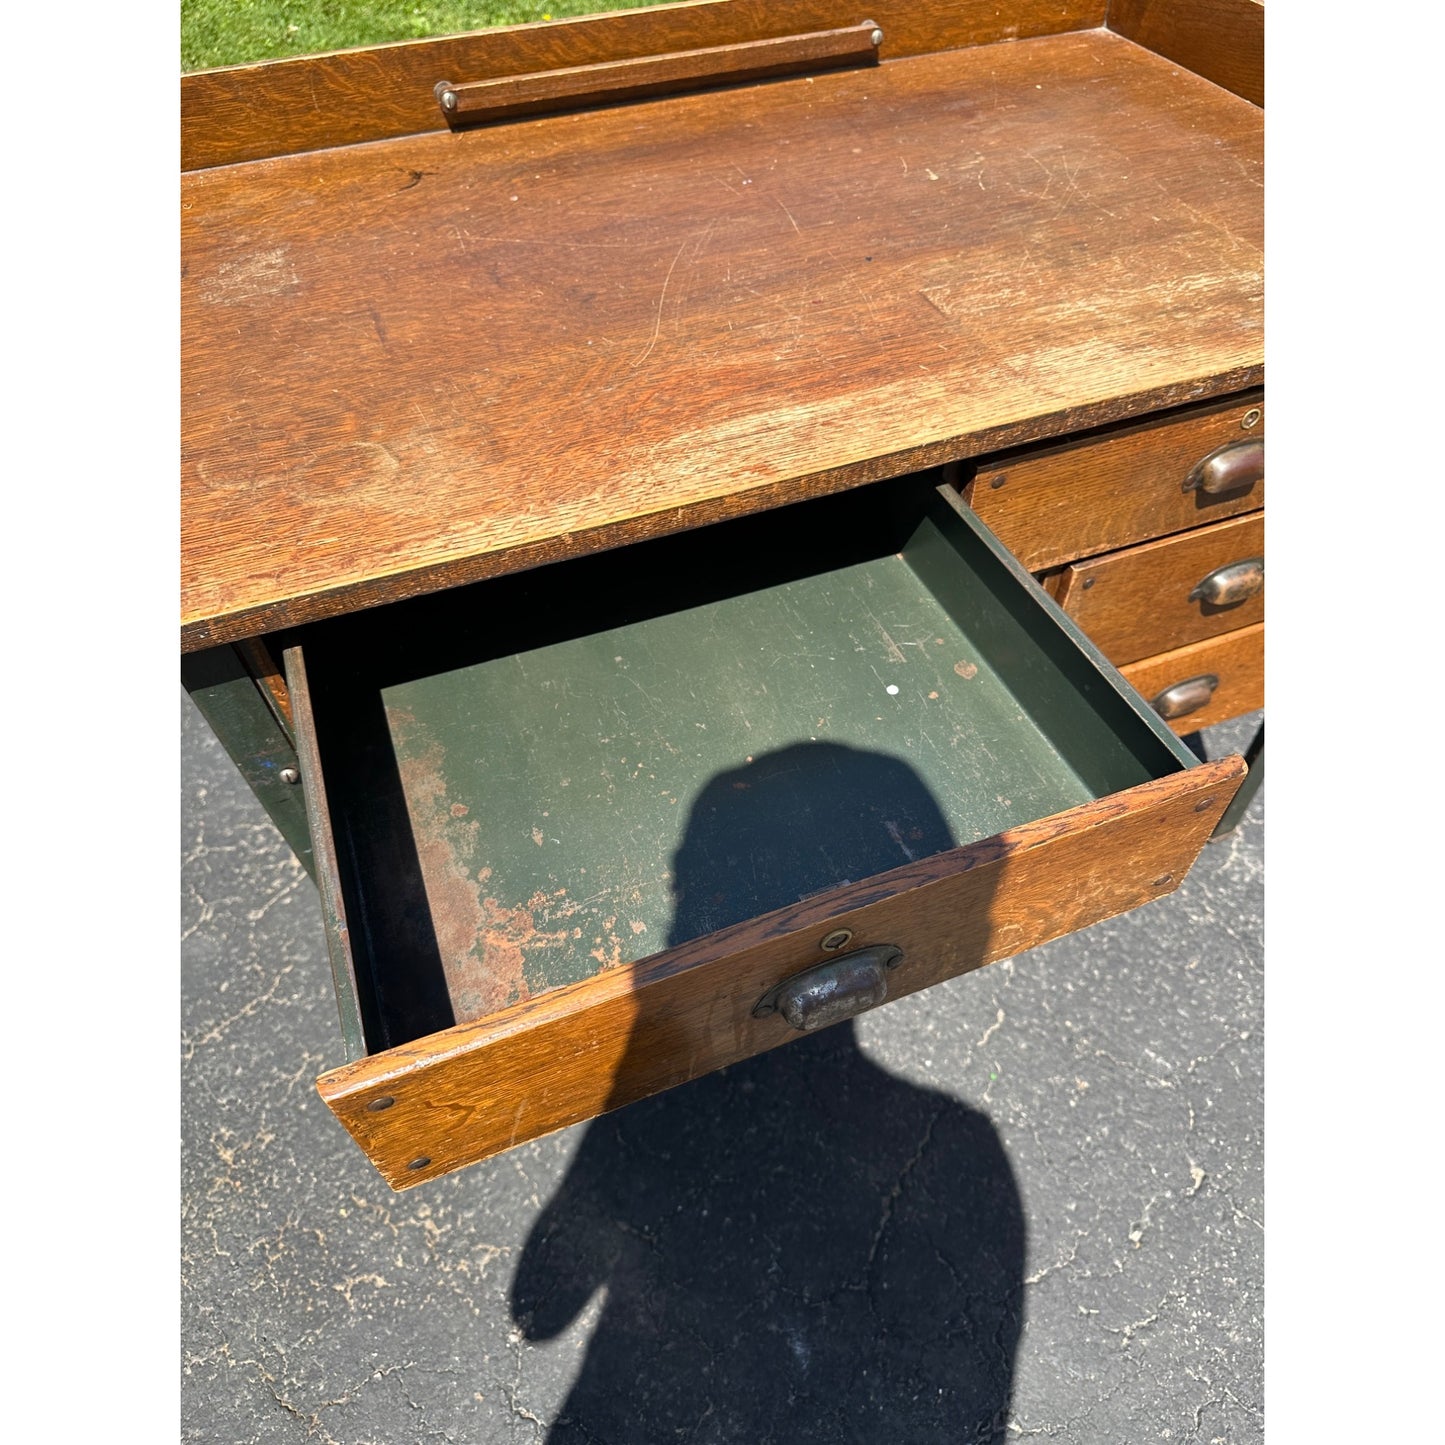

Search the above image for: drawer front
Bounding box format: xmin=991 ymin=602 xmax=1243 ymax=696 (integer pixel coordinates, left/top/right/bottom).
xmin=1054 ymin=512 xmax=1264 ymax=666
xmin=314 ymin=761 xmax=1240 ymax=1189
xmin=963 ymin=393 xmax=1264 ymax=573
xmin=1120 ymin=623 xmax=1264 ymax=734
xmin=286 ymin=477 xmax=1245 ymax=1189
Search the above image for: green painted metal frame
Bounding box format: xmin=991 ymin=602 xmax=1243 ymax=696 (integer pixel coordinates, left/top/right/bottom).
xmin=286 ymin=646 xmax=370 ymax=1063
xmin=1211 ymin=720 xmax=1263 ymax=838
xmin=182 ymin=644 xmax=315 ymax=877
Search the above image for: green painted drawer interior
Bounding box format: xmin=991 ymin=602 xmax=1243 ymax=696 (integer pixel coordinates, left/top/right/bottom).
xmin=291 ymin=475 xmax=1192 ymax=1055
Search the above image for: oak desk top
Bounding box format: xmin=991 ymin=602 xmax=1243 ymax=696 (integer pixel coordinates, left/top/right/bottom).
xmin=181 ymin=25 xmax=1262 ymax=651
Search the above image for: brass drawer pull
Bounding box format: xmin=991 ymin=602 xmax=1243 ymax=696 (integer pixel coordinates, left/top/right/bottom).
xmin=753 ymin=944 xmax=903 ymax=1031
xmin=1151 ymin=674 xmax=1219 ymax=720
xmin=1188 ymin=557 xmax=1264 ymax=607
xmin=1183 ymin=439 xmax=1264 ymax=496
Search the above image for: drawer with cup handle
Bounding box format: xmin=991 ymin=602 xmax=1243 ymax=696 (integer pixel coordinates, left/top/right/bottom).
xmin=961 ymin=392 xmax=1264 ymax=573
xmin=279 ymin=472 xmax=1243 ymax=1188
xmin=1051 ymin=512 xmax=1263 ymax=666
xmin=1120 ymin=623 xmax=1264 ymax=734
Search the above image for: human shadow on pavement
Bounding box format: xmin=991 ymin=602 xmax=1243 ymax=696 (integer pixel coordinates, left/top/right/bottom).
xmin=510 ymin=741 xmax=1025 ymax=1444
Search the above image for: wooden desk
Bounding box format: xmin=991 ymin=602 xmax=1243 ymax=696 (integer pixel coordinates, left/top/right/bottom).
xmin=182 ymin=0 xmax=1263 ymax=1188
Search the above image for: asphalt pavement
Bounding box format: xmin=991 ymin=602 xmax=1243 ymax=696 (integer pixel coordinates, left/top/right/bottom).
xmin=182 ymin=696 xmax=1262 ymax=1444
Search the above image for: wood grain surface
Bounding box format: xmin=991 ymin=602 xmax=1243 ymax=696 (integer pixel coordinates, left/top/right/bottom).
xmin=962 ymin=391 xmax=1263 ymax=572
xmin=182 ymin=30 xmax=1262 ymax=650
xmin=316 ymin=754 xmax=1243 ymax=1187
xmin=182 ymin=0 xmax=1106 ymax=170
xmin=1108 ymin=0 xmax=1263 ymax=106
xmin=1120 ymin=621 xmax=1263 ymax=732
xmin=1055 ymin=509 xmax=1263 ymax=664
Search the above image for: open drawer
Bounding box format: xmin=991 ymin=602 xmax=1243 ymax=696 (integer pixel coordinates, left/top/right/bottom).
xmin=285 ymin=475 xmax=1243 ymax=1189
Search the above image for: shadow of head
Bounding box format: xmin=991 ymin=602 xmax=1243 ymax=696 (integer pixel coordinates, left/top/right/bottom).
xmin=509 ymin=740 xmax=1025 ymax=1442
xmin=668 ymin=738 xmax=963 ymax=948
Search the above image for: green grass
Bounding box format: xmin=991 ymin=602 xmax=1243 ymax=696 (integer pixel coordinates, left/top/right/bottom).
xmin=181 ymin=1 xmax=671 ymax=72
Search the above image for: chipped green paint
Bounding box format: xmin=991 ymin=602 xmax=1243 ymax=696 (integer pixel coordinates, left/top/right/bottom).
xmin=349 ymin=485 xmax=1180 ymax=1024
xmin=297 ymin=476 xmax=1199 ymax=1048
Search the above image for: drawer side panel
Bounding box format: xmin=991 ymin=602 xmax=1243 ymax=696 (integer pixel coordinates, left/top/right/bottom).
xmin=287 ymin=645 xmax=369 ymax=1062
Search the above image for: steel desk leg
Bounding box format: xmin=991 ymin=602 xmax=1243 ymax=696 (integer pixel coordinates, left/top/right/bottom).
xmin=1210 ymin=722 xmax=1263 ymax=840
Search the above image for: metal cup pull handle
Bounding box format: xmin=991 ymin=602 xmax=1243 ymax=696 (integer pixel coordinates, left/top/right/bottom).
xmin=1188 ymin=557 xmax=1264 ymax=607
xmin=1183 ymin=439 xmax=1264 ymax=496
xmin=1151 ymin=674 xmax=1219 ymax=721
xmin=752 ymin=944 xmax=903 ymax=1031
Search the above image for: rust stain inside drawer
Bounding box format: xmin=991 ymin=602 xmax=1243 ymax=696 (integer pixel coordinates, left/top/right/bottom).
xmin=290 ymin=476 xmax=1197 ymax=1058
xmin=378 ymin=549 xmax=1102 ymax=1023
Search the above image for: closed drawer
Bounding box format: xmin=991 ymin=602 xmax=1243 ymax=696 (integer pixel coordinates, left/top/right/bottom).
xmin=1053 ymin=512 xmax=1264 ymax=666
xmin=1120 ymin=623 xmax=1264 ymax=734
xmin=284 ymin=476 xmax=1243 ymax=1189
xmin=961 ymin=392 xmax=1264 ymax=572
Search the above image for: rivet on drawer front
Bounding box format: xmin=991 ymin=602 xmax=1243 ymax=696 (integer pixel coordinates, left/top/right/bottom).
xmin=1152 ymin=873 xmax=1173 ymax=887
xmin=279 ymin=767 xmax=301 ymax=785
xmin=1194 ymin=798 xmax=1215 ymax=813
xmin=366 ymin=1096 xmax=395 ymax=1112
xmin=989 ymin=473 xmax=1008 ymax=489
xmin=1241 ymin=408 xmax=1262 ymax=429
xmin=407 ymin=1157 xmax=432 ymax=1171
xmin=820 ymin=928 xmax=854 ymax=952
